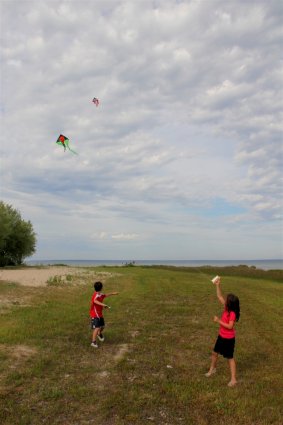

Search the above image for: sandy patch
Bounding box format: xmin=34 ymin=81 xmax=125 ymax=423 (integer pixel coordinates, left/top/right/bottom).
xmin=0 ymin=344 xmax=38 ymax=362
xmin=113 ymin=343 xmax=129 ymax=362
xmin=0 ymin=267 xmax=117 ymax=287
xmin=0 ymin=297 xmax=31 ymax=310
xmin=0 ymin=267 xmax=80 ymax=287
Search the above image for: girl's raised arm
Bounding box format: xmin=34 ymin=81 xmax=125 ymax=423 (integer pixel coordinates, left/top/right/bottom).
xmin=214 ymin=279 xmax=225 ymax=305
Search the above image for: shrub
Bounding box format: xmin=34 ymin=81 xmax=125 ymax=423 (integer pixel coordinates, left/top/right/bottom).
xmin=0 ymin=201 xmax=37 ymax=266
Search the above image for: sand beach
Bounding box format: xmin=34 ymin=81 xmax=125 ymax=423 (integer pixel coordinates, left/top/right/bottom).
xmin=0 ymin=266 xmax=115 ymax=287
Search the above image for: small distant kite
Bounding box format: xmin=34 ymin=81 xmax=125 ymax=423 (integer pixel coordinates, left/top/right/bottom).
xmin=92 ymin=97 xmax=99 ymax=107
xmin=56 ymin=134 xmax=78 ymax=155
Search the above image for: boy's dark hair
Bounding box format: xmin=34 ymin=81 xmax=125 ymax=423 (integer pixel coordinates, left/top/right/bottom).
xmin=226 ymin=293 xmax=240 ymax=321
xmin=94 ymin=281 xmax=103 ymax=291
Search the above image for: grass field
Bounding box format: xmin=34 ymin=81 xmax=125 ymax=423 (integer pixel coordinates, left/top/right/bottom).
xmin=0 ymin=266 xmax=282 ymax=425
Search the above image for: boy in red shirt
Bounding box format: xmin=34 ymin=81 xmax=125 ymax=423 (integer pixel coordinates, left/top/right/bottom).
xmin=90 ymin=281 xmax=118 ymax=348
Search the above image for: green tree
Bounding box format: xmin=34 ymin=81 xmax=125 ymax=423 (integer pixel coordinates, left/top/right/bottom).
xmin=0 ymin=201 xmax=37 ymax=266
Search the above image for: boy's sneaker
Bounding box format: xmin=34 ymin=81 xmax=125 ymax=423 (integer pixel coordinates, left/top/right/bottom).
xmin=91 ymin=341 xmax=98 ymax=348
xmin=97 ymin=333 xmax=104 ymax=342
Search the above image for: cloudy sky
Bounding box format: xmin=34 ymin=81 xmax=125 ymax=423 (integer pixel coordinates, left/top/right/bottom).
xmin=1 ymin=0 xmax=282 ymax=261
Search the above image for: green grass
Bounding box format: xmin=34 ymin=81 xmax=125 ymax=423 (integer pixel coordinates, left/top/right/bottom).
xmin=0 ymin=266 xmax=282 ymax=424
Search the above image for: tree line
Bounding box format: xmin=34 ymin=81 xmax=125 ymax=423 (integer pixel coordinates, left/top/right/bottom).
xmin=0 ymin=201 xmax=37 ymax=266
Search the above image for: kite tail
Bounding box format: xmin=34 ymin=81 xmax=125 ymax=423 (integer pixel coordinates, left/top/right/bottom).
xmin=67 ymin=146 xmax=78 ymax=155
xmin=65 ymin=140 xmax=78 ymax=155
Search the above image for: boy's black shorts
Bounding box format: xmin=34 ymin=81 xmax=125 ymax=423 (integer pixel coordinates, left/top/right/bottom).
xmin=213 ymin=335 xmax=235 ymax=359
xmin=90 ymin=317 xmax=105 ymax=329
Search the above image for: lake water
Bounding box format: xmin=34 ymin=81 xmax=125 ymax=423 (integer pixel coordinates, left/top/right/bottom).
xmin=26 ymin=259 xmax=283 ymax=270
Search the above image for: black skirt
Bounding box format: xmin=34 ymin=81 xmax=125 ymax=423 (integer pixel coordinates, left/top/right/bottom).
xmin=213 ymin=335 xmax=235 ymax=359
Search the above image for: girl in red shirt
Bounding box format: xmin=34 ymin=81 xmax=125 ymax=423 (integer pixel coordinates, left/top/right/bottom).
xmin=205 ymin=277 xmax=240 ymax=387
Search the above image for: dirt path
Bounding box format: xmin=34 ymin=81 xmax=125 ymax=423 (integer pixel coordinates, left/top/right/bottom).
xmin=0 ymin=266 xmax=94 ymax=286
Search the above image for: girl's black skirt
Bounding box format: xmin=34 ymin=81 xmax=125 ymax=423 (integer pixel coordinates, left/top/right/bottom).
xmin=214 ymin=335 xmax=235 ymax=359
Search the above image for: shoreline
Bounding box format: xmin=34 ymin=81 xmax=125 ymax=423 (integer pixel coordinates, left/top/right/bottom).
xmin=26 ymin=259 xmax=283 ymax=271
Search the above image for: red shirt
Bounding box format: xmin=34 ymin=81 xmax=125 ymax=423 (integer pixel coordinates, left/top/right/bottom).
xmin=90 ymin=292 xmax=106 ymax=318
xmin=219 ymin=310 xmax=236 ymax=339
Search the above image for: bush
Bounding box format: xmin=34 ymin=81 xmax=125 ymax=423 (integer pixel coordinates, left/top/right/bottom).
xmin=0 ymin=201 xmax=37 ymax=266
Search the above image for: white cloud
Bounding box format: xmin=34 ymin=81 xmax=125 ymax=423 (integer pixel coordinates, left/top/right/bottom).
xmin=91 ymin=232 xmax=108 ymax=240
xmin=111 ymin=233 xmax=139 ymax=240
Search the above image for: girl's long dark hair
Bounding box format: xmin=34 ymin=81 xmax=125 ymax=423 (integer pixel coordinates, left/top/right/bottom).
xmin=226 ymin=293 xmax=240 ymax=321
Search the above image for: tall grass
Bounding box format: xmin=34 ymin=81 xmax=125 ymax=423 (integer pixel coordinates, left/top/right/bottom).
xmin=0 ymin=266 xmax=282 ymax=424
